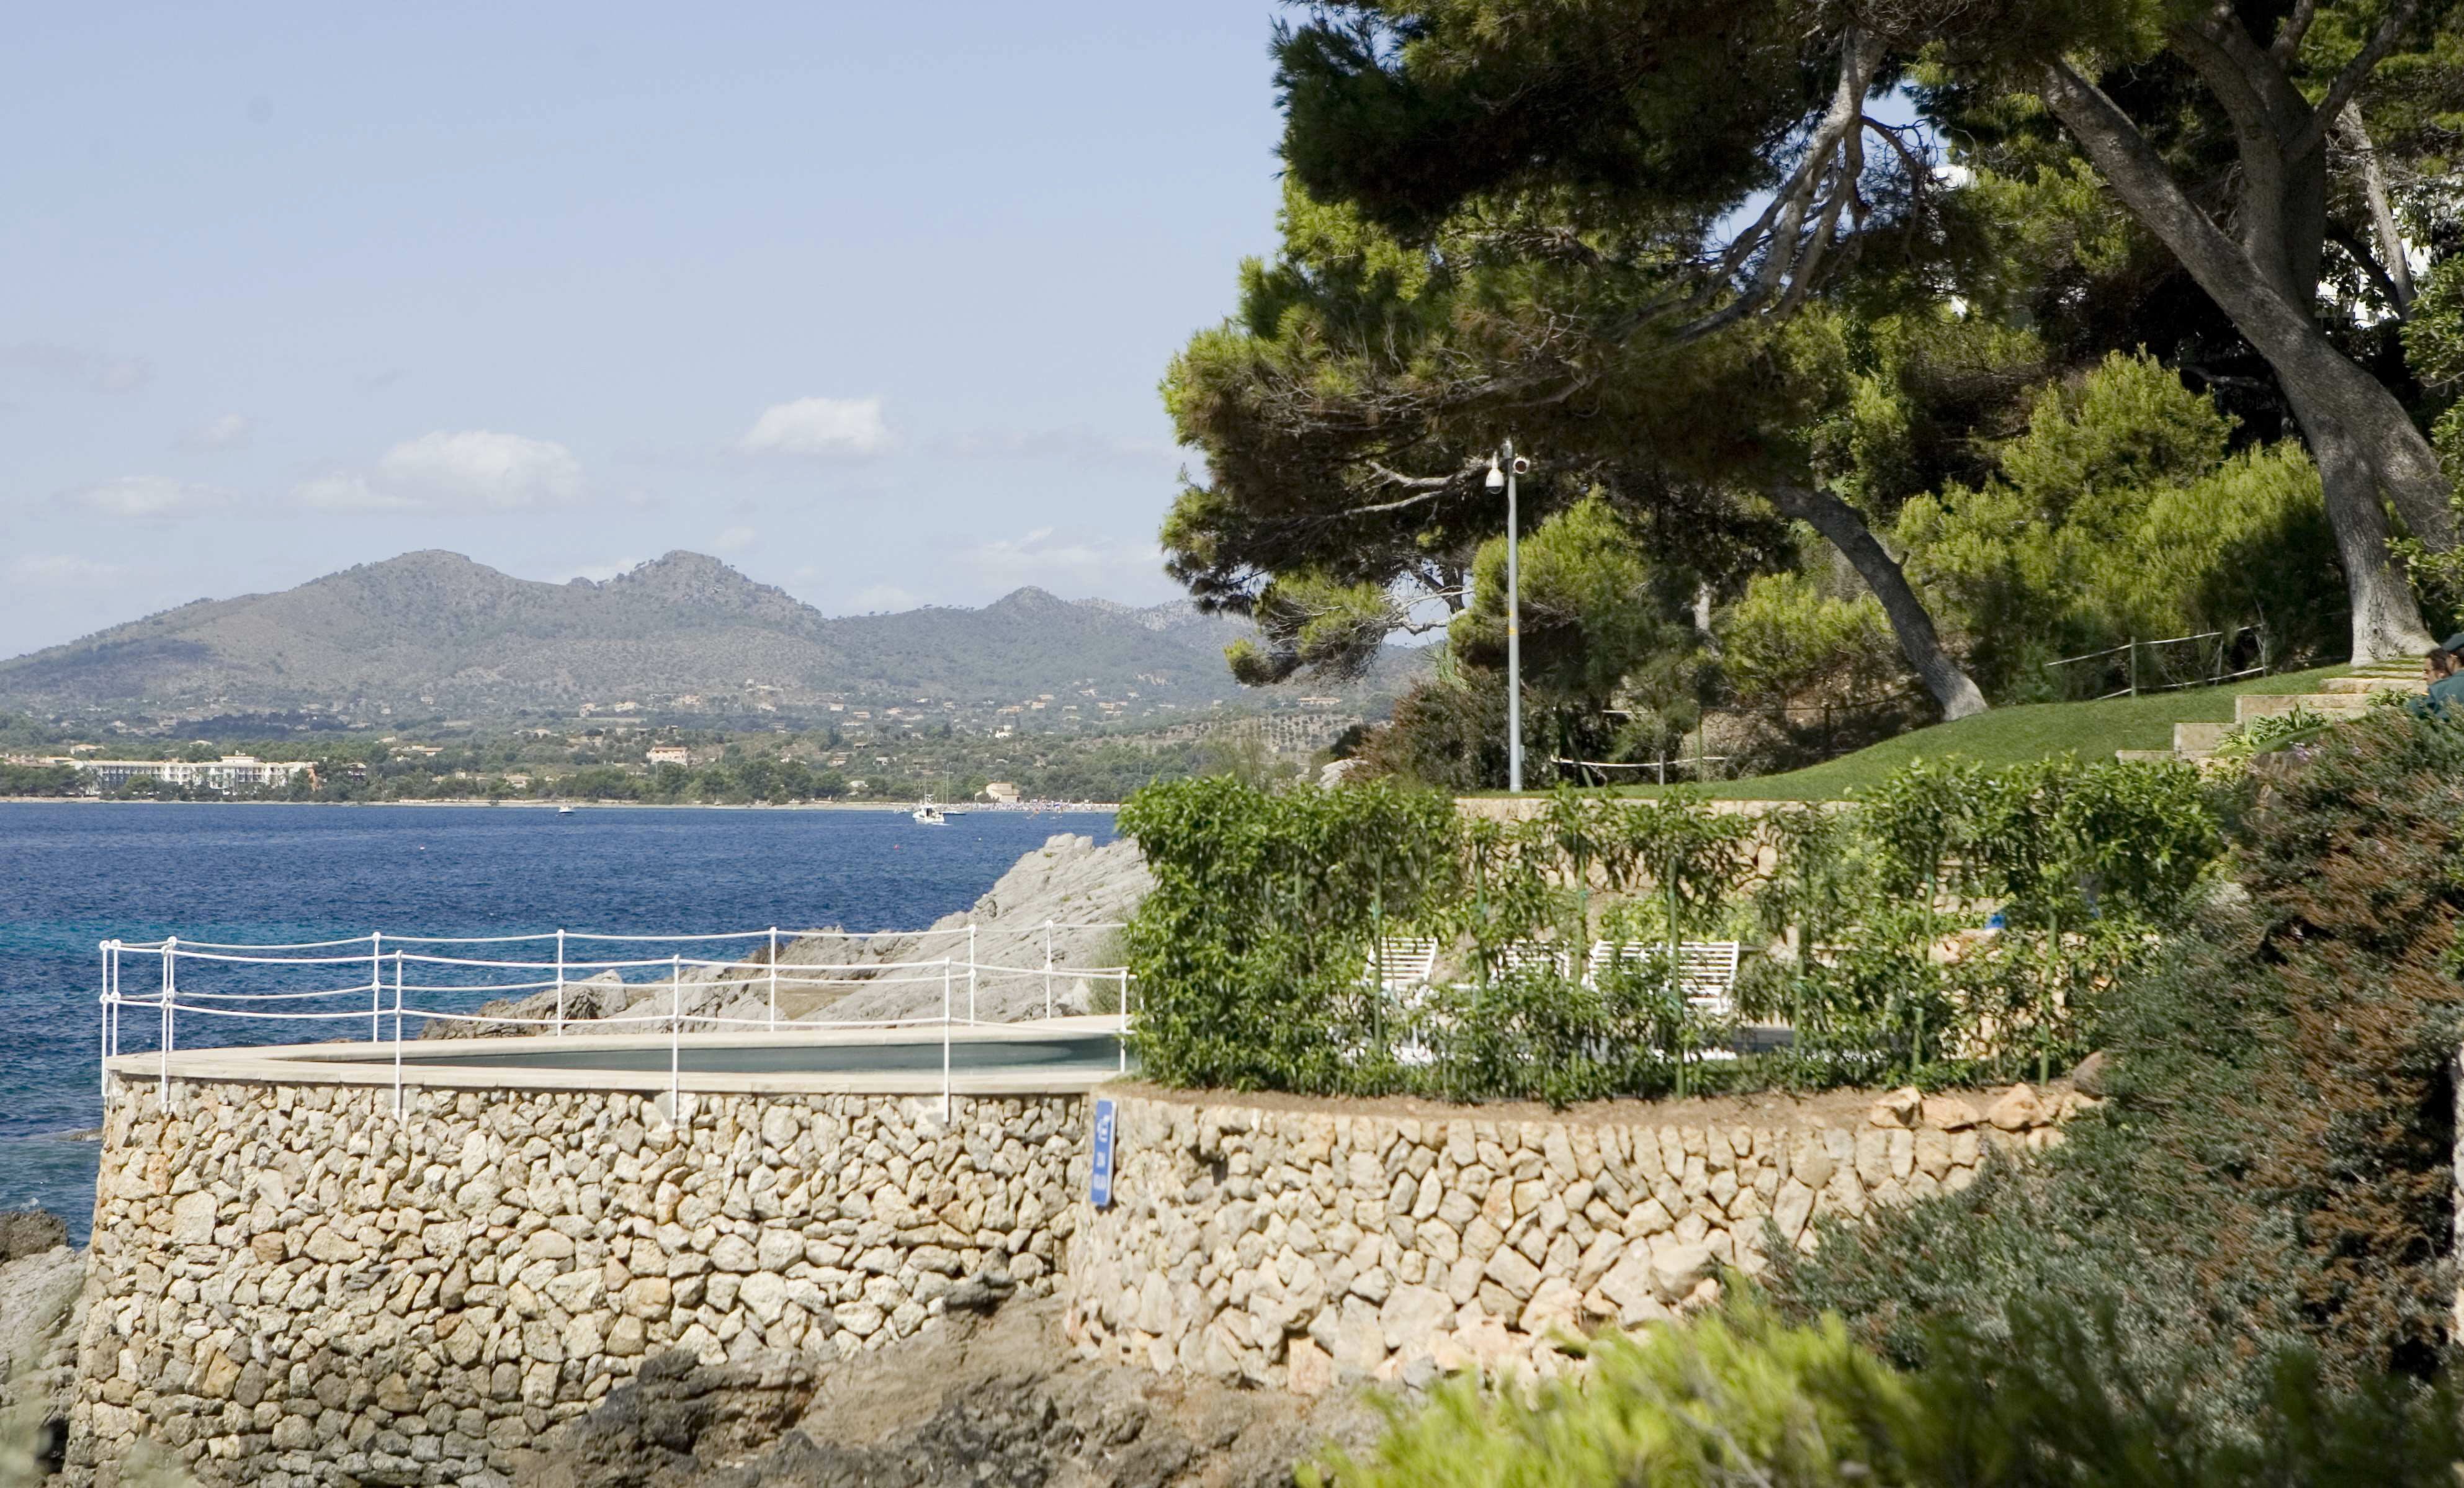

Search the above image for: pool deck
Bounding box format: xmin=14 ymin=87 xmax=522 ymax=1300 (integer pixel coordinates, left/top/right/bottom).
xmin=101 ymin=1015 xmax=1132 ymax=1098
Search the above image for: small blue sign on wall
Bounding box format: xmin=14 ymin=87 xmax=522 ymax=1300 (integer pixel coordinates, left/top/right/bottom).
xmin=1090 ymin=1097 xmax=1118 ymax=1209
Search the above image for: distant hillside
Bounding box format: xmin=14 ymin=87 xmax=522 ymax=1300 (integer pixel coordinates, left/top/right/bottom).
xmin=0 ymin=550 xmax=1422 ymax=728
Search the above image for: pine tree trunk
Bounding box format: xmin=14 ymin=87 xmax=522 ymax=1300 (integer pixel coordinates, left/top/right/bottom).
xmin=2310 ymin=419 xmax=2436 ymax=661
xmin=1770 ymin=484 xmax=1988 ymax=720
xmin=2038 ymin=61 xmax=2456 ymax=558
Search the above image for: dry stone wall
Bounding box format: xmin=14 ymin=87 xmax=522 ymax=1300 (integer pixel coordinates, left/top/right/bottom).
xmin=1060 ymin=1083 xmax=2087 ymax=1391
xmin=69 ymin=1079 xmax=1085 ymax=1488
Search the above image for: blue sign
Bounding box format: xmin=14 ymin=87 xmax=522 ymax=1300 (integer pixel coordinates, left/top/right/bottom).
xmin=1090 ymin=1097 xmax=1118 ymax=1209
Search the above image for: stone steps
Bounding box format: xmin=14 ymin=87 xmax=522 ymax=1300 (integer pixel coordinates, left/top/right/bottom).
xmin=2234 ymin=690 xmax=2377 ymax=723
xmin=2110 ymin=668 xmax=2430 ymax=766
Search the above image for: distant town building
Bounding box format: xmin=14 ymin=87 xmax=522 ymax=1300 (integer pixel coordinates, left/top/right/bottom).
xmin=645 ymin=746 xmax=691 ymax=767
xmin=69 ymin=755 xmax=315 ymax=792
xmin=981 ymin=782 xmax=1021 ymax=804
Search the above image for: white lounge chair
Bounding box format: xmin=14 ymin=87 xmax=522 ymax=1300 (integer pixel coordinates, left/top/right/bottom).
xmin=1490 ymin=941 xmax=1574 ymax=979
xmin=1588 ymin=940 xmax=1742 ymax=1015
xmin=1363 ymin=937 xmax=1439 ymax=992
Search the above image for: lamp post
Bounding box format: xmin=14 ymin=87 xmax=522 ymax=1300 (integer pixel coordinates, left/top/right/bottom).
xmin=1486 ymin=442 xmax=1526 ymax=792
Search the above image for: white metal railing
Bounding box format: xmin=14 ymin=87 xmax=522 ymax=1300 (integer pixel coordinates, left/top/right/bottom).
xmin=97 ymin=921 xmax=1133 ymax=1124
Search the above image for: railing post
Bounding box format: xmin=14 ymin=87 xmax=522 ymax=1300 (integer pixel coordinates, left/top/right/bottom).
xmin=1118 ymin=972 xmax=1129 ymax=1075
xmin=967 ymin=922 xmax=978 ymax=1024
xmin=941 ymin=957 xmax=953 ymax=1121
xmin=369 ymin=931 xmax=383 ymax=1043
xmin=768 ymin=927 xmax=779 ymax=1032
xmin=2127 ymin=639 xmax=2138 ymax=697
xmin=555 ymin=928 xmax=567 ymax=1038
xmin=392 ymin=951 xmax=406 ymax=1119
xmin=670 ymin=953 xmax=684 ymax=1129
xmin=97 ymin=941 xmax=110 ymax=1105
xmin=159 ymin=937 xmax=175 ymax=1111
xmin=1043 ymin=920 xmax=1055 ymax=1021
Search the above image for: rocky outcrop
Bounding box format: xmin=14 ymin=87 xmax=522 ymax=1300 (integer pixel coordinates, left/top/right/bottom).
xmin=0 ymin=1211 xmax=87 ymax=1482
xmin=420 ymin=972 xmax=629 ymax=1040
xmin=538 ymin=833 xmax=1150 ymax=1035
xmin=518 ymin=1350 xmax=817 ymax=1488
xmin=518 ymin=1298 xmax=1374 ymax=1488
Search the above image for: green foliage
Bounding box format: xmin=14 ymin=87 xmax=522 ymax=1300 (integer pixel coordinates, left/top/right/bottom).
xmin=1719 ymin=569 xmax=1905 ymax=712
xmin=1303 ymin=1288 xmax=2464 ymax=1487
xmin=1450 ymin=496 xmax=1692 ymax=708
xmin=1124 ymin=756 xmax=2216 ymax=1098
xmin=0 ymin=763 xmax=79 ymax=797
xmin=1119 ymin=776 xmax=1464 ymax=1091
xmin=1891 ymin=354 xmax=2341 ymax=699
xmin=1303 ymin=1294 xmax=1921 ymax=1488
xmin=2208 ymin=706 xmax=2333 ymax=771
xmin=1357 ymin=647 xmax=1512 ymax=792
xmin=1775 ymin=707 xmax=2464 ymax=1420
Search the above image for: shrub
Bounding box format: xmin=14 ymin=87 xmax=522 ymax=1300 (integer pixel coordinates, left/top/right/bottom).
xmin=1299 ymin=1289 xmax=2464 ymax=1487
xmin=1772 ymin=707 xmax=2464 ymax=1425
xmin=1122 ymin=757 xmax=2219 ymax=1100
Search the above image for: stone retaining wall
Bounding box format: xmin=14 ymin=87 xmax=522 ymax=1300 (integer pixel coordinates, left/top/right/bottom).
xmin=69 ymin=1080 xmax=1085 ymax=1488
xmin=1060 ymin=1083 xmax=2085 ymax=1391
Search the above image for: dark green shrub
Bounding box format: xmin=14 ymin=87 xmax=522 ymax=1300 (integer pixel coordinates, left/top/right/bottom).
xmin=1773 ymin=708 xmax=2464 ymax=1423
xmin=1300 ymin=1289 xmax=2464 ymax=1487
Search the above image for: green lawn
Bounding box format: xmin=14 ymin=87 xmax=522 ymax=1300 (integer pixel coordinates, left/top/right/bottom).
xmin=1587 ymin=663 xmax=2355 ymax=801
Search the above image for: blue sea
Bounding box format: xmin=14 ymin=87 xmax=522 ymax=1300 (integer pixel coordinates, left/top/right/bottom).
xmin=0 ymin=802 xmax=1117 ymax=1244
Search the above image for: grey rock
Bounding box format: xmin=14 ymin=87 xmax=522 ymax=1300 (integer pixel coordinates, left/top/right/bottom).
xmin=942 ymin=1270 xmax=1018 ymax=1315
xmin=0 ymin=1209 xmax=66 ymax=1263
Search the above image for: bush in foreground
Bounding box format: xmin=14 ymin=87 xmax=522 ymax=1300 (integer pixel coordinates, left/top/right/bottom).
xmin=1302 ymin=1293 xmax=2464 ymax=1487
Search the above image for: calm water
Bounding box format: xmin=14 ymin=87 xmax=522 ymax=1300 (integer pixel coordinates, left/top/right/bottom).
xmin=0 ymin=802 xmax=1116 ymax=1243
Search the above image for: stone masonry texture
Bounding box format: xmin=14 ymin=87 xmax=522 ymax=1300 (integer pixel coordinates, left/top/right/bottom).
xmin=1059 ymin=1085 xmax=2085 ymax=1392
xmin=71 ymin=1073 xmax=2082 ymax=1484
xmin=69 ymin=1079 xmax=1083 ymax=1488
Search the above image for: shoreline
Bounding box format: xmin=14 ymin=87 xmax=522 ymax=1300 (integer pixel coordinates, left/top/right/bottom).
xmin=0 ymin=796 xmax=1120 ymax=812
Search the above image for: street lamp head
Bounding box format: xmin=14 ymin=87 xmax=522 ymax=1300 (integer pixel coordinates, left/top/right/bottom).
xmin=1485 ymin=457 xmax=1505 ymax=492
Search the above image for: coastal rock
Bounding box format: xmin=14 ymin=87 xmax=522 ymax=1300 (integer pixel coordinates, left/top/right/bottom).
xmin=421 ymin=970 xmax=629 ymax=1039
xmin=0 ymin=1209 xmax=68 ymax=1263
xmin=611 ymin=833 xmax=1152 ymax=1031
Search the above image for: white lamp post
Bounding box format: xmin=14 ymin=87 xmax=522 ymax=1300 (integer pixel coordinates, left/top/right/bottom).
xmin=1486 ymin=442 xmax=1527 ymax=793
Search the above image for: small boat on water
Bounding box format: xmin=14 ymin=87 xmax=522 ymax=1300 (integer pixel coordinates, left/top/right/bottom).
xmin=911 ymin=800 xmax=947 ymax=825
xmin=557 ymin=805 xmax=576 ymax=816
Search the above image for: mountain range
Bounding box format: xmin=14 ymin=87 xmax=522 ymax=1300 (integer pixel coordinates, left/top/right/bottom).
xmin=0 ymin=550 xmax=1413 ymax=731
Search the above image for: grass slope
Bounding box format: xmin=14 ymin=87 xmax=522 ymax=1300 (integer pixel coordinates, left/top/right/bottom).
xmin=1611 ymin=664 xmax=2352 ymax=801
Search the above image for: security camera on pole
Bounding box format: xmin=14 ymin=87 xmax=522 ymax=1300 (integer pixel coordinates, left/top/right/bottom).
xmin=1485 ymin=444 xmax=1531 ymax=793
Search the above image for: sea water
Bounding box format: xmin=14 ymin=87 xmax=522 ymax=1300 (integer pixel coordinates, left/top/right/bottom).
xmin=0 ymin=802 xmax=1117 ymax=1242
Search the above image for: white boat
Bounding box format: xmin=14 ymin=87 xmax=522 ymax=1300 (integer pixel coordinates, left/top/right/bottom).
xmin=557 ymin=805 xmax=575 ymax=816
xmin=911 ymin=801 xmax=947 ymax=825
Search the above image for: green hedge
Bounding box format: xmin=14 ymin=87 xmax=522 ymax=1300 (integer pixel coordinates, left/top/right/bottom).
xmin=1119 ymin=758 xmax=2218 ymax=1101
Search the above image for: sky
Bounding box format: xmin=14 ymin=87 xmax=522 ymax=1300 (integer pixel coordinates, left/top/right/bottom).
xmin=0 ymin=3 xmax=1289 ymax=655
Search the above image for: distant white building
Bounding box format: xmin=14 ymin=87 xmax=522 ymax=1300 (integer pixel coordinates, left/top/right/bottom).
xmin=981 ymin=781 xmax=1020 ymax=804
xmin=74 ymin=755 xmax=315 ymax=792
xmin=645 ymin=746 xmax=691 ymax=767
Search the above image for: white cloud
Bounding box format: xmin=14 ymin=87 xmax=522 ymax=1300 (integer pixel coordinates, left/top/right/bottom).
xmin=292 ymin=473 xmax=421 ymax=511
xmin=8 ymin=553 xmax=130 ymax=585
xmin=179 ymin=413 xmax=254 ymax=452
xmin=377 ymin=429 xmax=585 ymax=508
xmin=712 ymin=526 xmax=757 ymax=553
xmin=963 ymin=527 xmax=1160 ymax=589
xmin=63 ymin=475 xmax=234 ymax=520
xmin=740 ymin=395 xmax=890 ymax=457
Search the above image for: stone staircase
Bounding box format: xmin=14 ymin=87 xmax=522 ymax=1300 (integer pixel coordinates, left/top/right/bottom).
xmin=2116 ymin=660 xmax=2427 ymax=766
